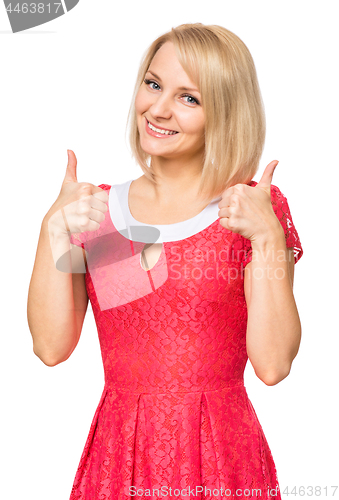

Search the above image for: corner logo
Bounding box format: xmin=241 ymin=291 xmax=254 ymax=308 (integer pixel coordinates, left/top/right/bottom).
xmin=3 ymin=0 xmax=79 ymax=33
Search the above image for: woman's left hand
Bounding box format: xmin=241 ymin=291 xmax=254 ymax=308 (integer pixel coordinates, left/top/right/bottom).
xmin=218 ymin=160 xmax=283 ymax=243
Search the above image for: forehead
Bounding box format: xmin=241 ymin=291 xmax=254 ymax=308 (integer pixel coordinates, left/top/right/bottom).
xmin=148 ymin=42 xmax=198 ymax=89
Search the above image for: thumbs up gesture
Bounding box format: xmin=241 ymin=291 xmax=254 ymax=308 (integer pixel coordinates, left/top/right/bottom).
xmin=46 ymin=150 xmax=109 ymax=237
xmin=218 ymin=160 xmax=282 ymax=243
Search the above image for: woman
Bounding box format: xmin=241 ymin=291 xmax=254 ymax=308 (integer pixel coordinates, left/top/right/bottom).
xmin=27 ymin=23 xmax=303 ymax=500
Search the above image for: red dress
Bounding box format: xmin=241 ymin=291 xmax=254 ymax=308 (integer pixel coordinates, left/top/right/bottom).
xmin=69 ymin=180 xmax=303 ymax=500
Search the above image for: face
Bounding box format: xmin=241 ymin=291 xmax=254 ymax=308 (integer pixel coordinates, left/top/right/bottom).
xmin=135 ymin=41 xmax=205 ymax=161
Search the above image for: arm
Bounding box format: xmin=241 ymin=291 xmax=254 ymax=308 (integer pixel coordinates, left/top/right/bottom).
xmin=244 ymin=227 xmax=301 ymax=386
xmin=27 ymin=214 xmax=89 ymax=366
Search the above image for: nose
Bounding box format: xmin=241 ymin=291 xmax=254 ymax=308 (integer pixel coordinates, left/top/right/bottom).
xmin=148 ymin=91 xmax=173 ymax=120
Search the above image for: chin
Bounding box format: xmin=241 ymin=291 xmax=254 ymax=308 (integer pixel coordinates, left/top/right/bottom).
xmin=139 ymin=138 xmax=166 ymax=155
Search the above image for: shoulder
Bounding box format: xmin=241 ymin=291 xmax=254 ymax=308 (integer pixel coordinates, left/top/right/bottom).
xmin=98 ymin=183 xmax=112 ymax=191
xmin=238 ymin=180 xmax=303 ymax=266
xmin=99 ymin=178 xmax=136 ymax=194
xmin=247 ymin=180 xmax=285 ymax=198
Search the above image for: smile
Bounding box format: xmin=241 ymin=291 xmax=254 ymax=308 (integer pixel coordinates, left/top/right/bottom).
xmin=145 ymin=118 xmax=179 ymax=137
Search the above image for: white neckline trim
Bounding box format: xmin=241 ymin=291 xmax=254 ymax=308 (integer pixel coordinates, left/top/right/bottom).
xmin=109 ymin=179 xmax=222 ymax=243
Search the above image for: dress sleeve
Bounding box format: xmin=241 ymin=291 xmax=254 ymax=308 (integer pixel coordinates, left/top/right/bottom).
xmin=241 ymin=183 xmax=303 ymax=268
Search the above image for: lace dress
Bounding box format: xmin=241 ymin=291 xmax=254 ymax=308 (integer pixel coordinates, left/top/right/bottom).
xmin=68 ymin=179 xmax=303 ymax=500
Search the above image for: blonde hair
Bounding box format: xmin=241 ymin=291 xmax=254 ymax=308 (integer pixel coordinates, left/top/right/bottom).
xmin=126 ymin=23 xmax=266 ymax=203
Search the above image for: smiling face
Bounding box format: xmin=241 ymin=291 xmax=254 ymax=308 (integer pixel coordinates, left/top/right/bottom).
xmin=135 ymin=41 xmax=205 ymax=163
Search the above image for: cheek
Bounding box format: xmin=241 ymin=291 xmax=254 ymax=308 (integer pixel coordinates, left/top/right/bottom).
xmin=135 ymin=89 xmax=150 ymax=114
xmin=184 ymin=118 xmax=205 ymax=140
xmin=134 ymin=92 xmax=142 ymax=113
xmin=179 ymin=113 xmax=205 ymax=137
xmin=194 ymin=114 xmax=205 ymax=139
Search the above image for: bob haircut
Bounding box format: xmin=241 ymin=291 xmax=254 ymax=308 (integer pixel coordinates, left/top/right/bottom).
xmin=126 ymin=23 xmax=266 ymax=203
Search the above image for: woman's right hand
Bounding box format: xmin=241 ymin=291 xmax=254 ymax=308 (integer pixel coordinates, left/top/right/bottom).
xmin=46 ymin=150 xmax=109 ymax=237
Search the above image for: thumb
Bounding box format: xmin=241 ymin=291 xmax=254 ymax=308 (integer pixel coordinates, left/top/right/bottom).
xmin=256 ymin=160 xmax=279 ymax=189
xmin=63 ymin=149 xmax=78 ymax=184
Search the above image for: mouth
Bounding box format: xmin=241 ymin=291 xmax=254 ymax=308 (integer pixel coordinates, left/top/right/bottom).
xmin=145 ymin=117 xmax=179 ymax=136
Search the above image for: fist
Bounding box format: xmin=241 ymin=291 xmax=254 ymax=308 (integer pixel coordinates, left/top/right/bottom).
xmin=218 ymin=160 xmax=282 ymax=243
xmin=47 ymin=149 xmax=109 ymax=236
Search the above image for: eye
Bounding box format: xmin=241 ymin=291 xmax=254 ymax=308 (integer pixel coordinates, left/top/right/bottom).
xmin=182 ymin=94 xmax=200 ymax=105
xmin=144 ymin=78 xmax=160 ymax=91
xmin=143 ymin=79 xmax=200 ymax=105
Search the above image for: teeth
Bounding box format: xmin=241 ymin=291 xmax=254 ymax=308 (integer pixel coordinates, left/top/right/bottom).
xmin=147 ymin=120 xmax=177 ymax=135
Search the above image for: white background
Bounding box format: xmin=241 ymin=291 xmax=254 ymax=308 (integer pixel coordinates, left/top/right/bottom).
xmin=1 ymin=1 xmax=338 ymax=499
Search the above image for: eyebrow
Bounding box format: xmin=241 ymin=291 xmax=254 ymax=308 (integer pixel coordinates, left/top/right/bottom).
xmin=146 ymin=70 xmax=200 ymax=93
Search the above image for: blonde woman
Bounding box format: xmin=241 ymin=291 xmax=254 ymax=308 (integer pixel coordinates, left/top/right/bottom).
xmin=28 ymin=23 xmax=303 ymax=500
